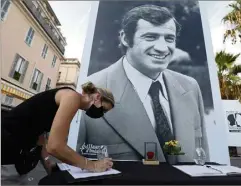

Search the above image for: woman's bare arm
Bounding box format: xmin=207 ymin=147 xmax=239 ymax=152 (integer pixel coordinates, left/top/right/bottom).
xmin=46 ymin=90 xmax=94 ymax=170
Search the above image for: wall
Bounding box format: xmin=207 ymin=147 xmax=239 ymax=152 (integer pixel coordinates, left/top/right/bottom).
xmin=1 ymin=1 xmax=61 ymax=94
xmin=58 ymin=64 xmax=78 ymax=84
xmin=56 ymin=62 xmax=80 ymax=89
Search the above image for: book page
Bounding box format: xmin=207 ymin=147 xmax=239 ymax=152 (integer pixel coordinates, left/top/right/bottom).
xmin=57 ymin=163 xmax=121 ymax=179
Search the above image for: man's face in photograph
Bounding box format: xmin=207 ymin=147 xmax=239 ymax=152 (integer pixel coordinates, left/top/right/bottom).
xmin=123 ymin=18 xmax=177 ymax=79
xmin=236 ymin=114 xmax=241 ymax=126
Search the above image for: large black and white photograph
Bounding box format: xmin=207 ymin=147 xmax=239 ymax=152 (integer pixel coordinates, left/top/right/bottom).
xmin=76 ymin=0 xmax=215 ymax=163
xmin=226 ymin=111 xmax=241 ymax=133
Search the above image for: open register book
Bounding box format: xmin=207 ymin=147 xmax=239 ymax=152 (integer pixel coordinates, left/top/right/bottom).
xmin=173 ymin=165 xmax=241 ymax=177
xmin=57 ymin=163 xmax=121 ymax=179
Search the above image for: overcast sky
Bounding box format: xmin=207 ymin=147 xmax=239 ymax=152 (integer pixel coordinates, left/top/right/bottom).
xmin=49 ymin=1 xmax=91 ymax=61
xmin=49 ymin=1 xmax=241 ymax=64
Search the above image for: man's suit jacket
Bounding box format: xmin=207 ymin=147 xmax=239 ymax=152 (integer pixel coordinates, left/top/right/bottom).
xmin=77 ymin=57 xmax=209 ymax=162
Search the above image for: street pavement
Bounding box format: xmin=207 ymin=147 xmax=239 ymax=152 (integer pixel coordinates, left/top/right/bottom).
xmin=22 ymin=162 xmax=48 ymax=185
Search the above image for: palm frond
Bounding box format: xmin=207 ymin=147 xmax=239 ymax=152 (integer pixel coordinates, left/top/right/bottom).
xmin=222 ymin=0 xmax=241 ymax=44
xmin=215 ymin=51 xmax=240 ymax=73
xmin=230 ymin=64 xmax=241 ymax=75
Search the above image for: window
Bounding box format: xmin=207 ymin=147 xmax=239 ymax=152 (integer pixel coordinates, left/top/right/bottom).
xmin=45 ymin=78 xmax=51 ymax=90
xmin=9 ymin=54 xmax=29 ymax=83
xmin=41 ymin=11 xmax=46 ymax=18
xmin=41 ymin=44 xmax=48 ymax=59
xmin=51 ymin=55 xmax=57 ymax=67
xmin=1 ymin=0 xmax=11 ymax=21
xmin=4 ymin=95 xmax=13 ymax=106
xmin=30 ymin=69 xmax=43 ymax=91
xmin=60 ymin=40 xmax=64 ymax=46
xmin=32 ymin=1 xmax=38 ymax=8
xmin=229 ymin=147 xmax=238 ymax=157
xmin=75 ymin=72 xmax=79 ymax=84
xmin=25 ymin=27 xmax=35 ymax=46
xmin=57 ymin=72 xmax=61 ymax=81
xmin=36 ymin=7 xmax=41 ymax=14
xmin=53 ymin=30 xmax=58 ymax=37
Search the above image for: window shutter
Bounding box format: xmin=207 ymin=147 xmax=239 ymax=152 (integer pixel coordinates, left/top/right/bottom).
xmin=19 ymin=60 xmax=29 ymax=83
xmin=41 ymin=45 xmax=46 ymax=58
xmin=30 ymin=69 xmax=37 ymax=88
xmin=46 ymin=46 xmax=48 ymax=54
xmin=9 ymin=54 xmax=19 ymax=78
xmin=2 ymin=0 xmax=10 ymax=19
xmin=25 ymin=28 xmax=31 ymax=43
xmin=31 ymin=29 xmax=35 ymax=40
xmin=3 ymin=0 xmax=10 ymax=12
xmin=37 ymin=73 xmax=43 ymax=92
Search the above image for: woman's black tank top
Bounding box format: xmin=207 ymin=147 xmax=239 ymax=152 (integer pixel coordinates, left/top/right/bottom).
xmin=2 ymin=86 xmax=75 ymax=148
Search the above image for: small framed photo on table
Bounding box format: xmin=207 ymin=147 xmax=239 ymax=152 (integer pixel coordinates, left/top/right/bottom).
xmin=143 ymin=142 xmax=159 ymax=165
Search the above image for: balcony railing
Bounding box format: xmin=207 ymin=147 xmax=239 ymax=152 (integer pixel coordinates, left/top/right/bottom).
xmin=22 ymin=0 xmax=65 ymax=55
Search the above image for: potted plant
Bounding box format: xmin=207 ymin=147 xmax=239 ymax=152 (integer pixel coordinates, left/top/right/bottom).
xmin=163 ymin=140 xmax=185 ymax=164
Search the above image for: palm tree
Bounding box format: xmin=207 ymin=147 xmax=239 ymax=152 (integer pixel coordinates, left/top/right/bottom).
xmin=222 ymin=0 xmax=241 ymax=44
xmin=215 ymin=50 xmax=241 ymax=101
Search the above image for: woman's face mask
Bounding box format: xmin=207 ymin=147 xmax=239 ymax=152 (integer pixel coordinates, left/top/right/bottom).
xmin=85 ymin=104 xmax=104 ymax=119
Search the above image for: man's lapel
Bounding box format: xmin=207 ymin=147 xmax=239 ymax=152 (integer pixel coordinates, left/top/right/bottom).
xmin=163 ymin=70 xmax=196 ymax=161
xmin=103 ymin=58 xmax=165 ymax=160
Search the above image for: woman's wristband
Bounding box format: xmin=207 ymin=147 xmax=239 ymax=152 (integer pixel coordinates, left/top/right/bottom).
xmin=44 ymin=156 xmax=50 ymax=161
xmin=85 ymin=158 xmax=88 ymax=169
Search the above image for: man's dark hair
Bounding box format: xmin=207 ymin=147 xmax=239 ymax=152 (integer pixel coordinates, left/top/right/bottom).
xmin=228 ymin=114 xmax=236 ymax=126
xmin=119 ymin=5 xmax=181 ymax=53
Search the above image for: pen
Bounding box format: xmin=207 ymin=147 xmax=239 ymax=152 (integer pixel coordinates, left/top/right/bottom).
xmin=205 ymin=165 xmax=223 ymax=174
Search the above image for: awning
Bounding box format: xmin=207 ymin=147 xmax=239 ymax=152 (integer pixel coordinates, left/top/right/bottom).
xmin=1 ymin=83 xmax=32 ymax=100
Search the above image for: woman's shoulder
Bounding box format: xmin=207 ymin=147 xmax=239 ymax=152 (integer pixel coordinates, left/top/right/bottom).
xmin=55 ymin=87 xmax=80 ymax=105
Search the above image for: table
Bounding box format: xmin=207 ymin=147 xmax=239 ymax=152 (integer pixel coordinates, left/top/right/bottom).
xmin=39 ymin=161 xmax=241 ymax=185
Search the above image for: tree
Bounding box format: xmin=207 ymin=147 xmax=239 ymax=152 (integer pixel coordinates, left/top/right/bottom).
xmin=215 ymin=50 xmax=241 ymax=101
xmin=222 ymin=0 xmax=241 ymax=44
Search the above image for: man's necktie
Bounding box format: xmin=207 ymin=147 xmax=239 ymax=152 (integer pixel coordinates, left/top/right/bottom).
xmin=148 ymin=81 xmax=174 ymax=160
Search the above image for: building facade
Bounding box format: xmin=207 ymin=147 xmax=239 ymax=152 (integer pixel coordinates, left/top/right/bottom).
xmin=1 ymin=0 xmax=66 ymax=111
xmin=56 ymin=58 xmax=80 ymax=90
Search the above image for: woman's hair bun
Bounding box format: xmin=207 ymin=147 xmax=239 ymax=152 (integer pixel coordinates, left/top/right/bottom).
xmin=81 ymin=81 xmax=97 ymax=94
